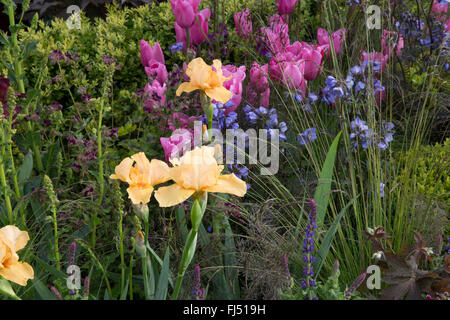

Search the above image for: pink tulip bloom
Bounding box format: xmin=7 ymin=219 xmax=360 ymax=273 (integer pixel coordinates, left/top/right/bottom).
xmin=288 ymin=41 xmax=323 ymax=81
xmin=167 ymin=112 xmax=199 ymax=131
xmin=246 ymin=62 xmax=270 ymax=108
xmin=170 ymin=0 xmax=200 ymax=29
xmin=381 ymin=30 xmax=404 ymax=57
xmin=432 ymin=0 xmax=448 ymax=21
xmin=144 ymin=59 xmax=168 ymax=85
xmin=446 ymin=19 xmax=450 ymax=32
xmin=160 ymin=129 xmax=192 ymax=163
xmin=234 ymin=8 xmax=252 ymax=38
xmin=220 ymin=65 xmax=247 ymax=113
xmin=175 ymin=8 xmax=210 ymax=50
xmin=276 ymin=0 xmax=298 ymax=15
xmin=140 ymin=40 xmax=165 ymax=66
xmin=190 ymin=9 xmax=211 ymax=45
xmin=317 ymin=28 xmax=346 ymax=59
xmin=261 ymin=14 xmax=290 ymax=54
xmin=269 ymin=52 xmax=307 ymax=94
xmin=144 ymin=79 xmax=167 ymax=106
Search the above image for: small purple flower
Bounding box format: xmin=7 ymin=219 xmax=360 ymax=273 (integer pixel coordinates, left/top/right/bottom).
xmin=49 ymin=50 xmax=66 ymax=64
xmin=192 ymin=265 xmax=205 ymax=300
xmin=298 ymin=128 xmax=317 ymax=146
xmin=102 ymin=54 xmax=117 ymax=65
xmin=50 ymin=285 xmax=64 ymax=300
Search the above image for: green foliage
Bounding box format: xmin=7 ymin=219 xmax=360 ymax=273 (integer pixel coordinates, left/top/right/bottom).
xmin=2 ymin=2 xmax=178 ymax=108
xmin=395 ymin=139 xmax=450 ymax=207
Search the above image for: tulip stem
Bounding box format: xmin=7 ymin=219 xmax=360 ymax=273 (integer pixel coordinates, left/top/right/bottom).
xmin=185 ymin=28 xmax=191 ymax=63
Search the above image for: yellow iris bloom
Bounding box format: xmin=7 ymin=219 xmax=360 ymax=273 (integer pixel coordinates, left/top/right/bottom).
xmin=176 ymin=58 xmax=233 ymax=104
xmin=0 ymin=225 xmax=34 ymax=286
xmin=154 ymin=146 xmax=247 ymax=207
xmin=110 ymin=152 xmax=171 ymax=205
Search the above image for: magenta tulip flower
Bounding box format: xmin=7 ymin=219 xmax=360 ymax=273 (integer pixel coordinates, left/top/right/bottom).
xmin=144 ymin=59 xmax=168 ymax=85
xmin=261 ymin=14 xmax=290 ymax=53
xmin=190 ymin=8 xmax=211 ymax=45
xmin=317 ymin=28 xmax=346 ymax=59
xmin=246 ymin=62 xmax=270 ymax=108
xmin=140 ymin=40 xmax=165 ymax=67
xmin=160 ymin=129 xmax=192 ymax=163
xmin=276 ymin=0 xmax=298 ymax=15
xmin=144 ymin=79 xmax=167 ymax=109
xmin=289 ymin=42 xmax=323 ymax=81
xmin=175 ymin=8 xmax=210 ymax=50
xmin=234 ymin=8 xmax=252 ymax=38
xmin=221 ymin=64 xmax=247 ymax=113
xmin=432 ymin=0 xmax=447 ymax=21
xmin=269 ymin=52 xmax=306 ymax=95
xmin=446 ymin=19 xmax=450 ymax=32
xmin=170 ymin=0 xmax=201 ymax=29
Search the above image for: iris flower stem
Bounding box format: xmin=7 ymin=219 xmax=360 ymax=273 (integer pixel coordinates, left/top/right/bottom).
xmin=200 ymin=93 xmax=213 ymax=142
xmin=143 ymin=217 xmax=150 ymax=299
xmin=171 ymin=197 xmax=206 ymax=300
xmin=171 ymin=229 xmax=198 ymax=299
xmin=6 ymin=1 xmax=43 ymax=173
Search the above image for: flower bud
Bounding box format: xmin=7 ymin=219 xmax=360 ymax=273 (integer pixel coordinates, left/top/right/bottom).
xmin=134 ymin=203 xmax=149 ymax=223
xmin=190 ymin=199 xmax=203 ymax=231
xmin=135 ymin=230 xmax=146 ymax=258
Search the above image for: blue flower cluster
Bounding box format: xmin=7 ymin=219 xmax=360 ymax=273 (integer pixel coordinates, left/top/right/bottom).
xmin=287 ymin=90 xmax=318 ymax=113
xmin=349 ymin=117 xmax=395 ymax=150
xmin=169 ymin=42 xmax=184 ymax=53
xmin=321 ymin=64 xmax=386 ymax=106
xmin=205 ymin=102 xmax=250 ymax=183
xmin=396 ymin=12 xmax=450 ymax=51
xmin=207 ymin=101 xmax=239 ymax=131
xmin=243 ymin=105 xmax=288 ymax=142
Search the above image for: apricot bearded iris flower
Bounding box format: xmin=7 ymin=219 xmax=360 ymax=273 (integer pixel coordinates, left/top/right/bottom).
xmin=110 ymin=152 xmax=171 ymax=204
xmin=176 ymin=58 xmax=233 ymax=104
xmin=154 ymin=146 xmax=247 ymax=207
xmin=0 ymin=225 xmax=34 ymax=286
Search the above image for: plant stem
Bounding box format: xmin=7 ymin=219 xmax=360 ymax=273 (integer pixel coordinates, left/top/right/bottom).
xmin=142 ymin=216 xmax=151 ymax=299
xmin=185 ymin=27 xmax=191 ymax=63
xmin=0 ymin=123 xmax=13 ymax=223
xmin=91 ymin=83 xmax=107 ymax=248
xmin=171 ymin=197 xmax=206 ymax=300
xmin=6 ymin=1 xmax=43 ymax=172
xmin=118 ymin=211 xmax=125 ymax=295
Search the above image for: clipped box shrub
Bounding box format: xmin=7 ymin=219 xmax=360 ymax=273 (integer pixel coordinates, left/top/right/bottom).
xmin=1 ymin=2 xmax=179 ymax=109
